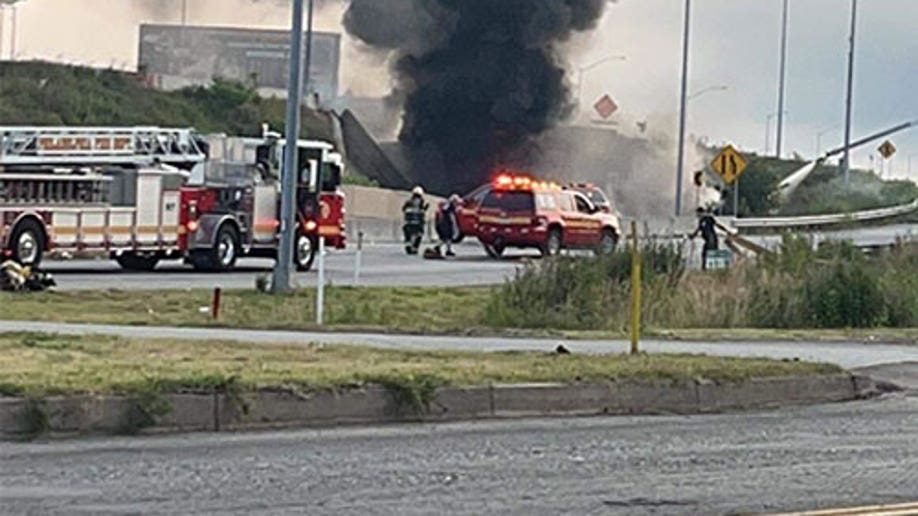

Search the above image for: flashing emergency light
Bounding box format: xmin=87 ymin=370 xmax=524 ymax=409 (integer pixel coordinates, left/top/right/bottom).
xmin=492 ymin=171 xmax=562 ymax=191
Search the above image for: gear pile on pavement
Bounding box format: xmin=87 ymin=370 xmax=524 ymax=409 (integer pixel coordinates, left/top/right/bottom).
xmin=1 ymin=261 xmax=56 ymax=292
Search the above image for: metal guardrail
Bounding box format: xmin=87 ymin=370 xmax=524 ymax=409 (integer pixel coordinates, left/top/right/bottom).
xmin=733 ymin=199 xmax=918 ymax=229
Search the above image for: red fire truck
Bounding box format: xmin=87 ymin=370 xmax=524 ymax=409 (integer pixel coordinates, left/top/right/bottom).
xmin=180 ymin=132 xmax=346 ymax=272
xmin=0 ymin=126 xmax=345 ymax=272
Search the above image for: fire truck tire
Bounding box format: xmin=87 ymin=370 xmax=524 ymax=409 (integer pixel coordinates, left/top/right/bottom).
xmin=594 ymin=229 xmax=619 ymax=256
xmin=294 ymin=231 xmax=317 ymax=272
xmin=541 ymin=227 xmax=563 ymax=257
xmin=115 ymin=253 xmax=160 ymax=271
xmin=192 ymin=224 xmax=240 ymax=272
xmin=8 ymin=219 xmax=45 ymax=267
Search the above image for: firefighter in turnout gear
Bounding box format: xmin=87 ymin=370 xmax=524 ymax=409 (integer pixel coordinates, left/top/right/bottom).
xmin=402 ymin=186 xmax=429 ymax=255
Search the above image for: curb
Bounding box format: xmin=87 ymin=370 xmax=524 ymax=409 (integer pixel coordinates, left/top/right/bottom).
xmin=0 ymin=373 xmax=873 ymax=439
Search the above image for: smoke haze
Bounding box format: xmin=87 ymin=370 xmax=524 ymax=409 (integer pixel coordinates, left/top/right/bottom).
xmin=343 ymin=0 xmax=608 ymax=193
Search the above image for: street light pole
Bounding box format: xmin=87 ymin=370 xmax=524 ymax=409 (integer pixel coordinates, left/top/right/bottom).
xmin=841 ymin=0 xmax=858 ymax=188
xmin=272 ymin=0 xmax=306 ymax=294
xmin=303 ymin=0 xmax=315 ymax=103
xmin=675 ymin=0 xmax=692 ymax=217
xmin=181 ymin=0 xmax=187 ymax=25
xmin=815 ymin=125 xmax=840 ymax=155
xmin=0 ymin=7 xmax=5 ymax=60
xmin=775 ymin=0 xmax=789 ymax=158
xmin=9 ymin=2 xmax=16 ymax=61
xmin=765 ymin=113 xmax=776 ymax=155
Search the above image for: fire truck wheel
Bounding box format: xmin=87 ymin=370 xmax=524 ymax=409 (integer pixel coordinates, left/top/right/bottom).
xmin=594 ymin=229 xmax=619 ymax=256
xmin=541 ymin=228 xmax=563 ymax=257
xmin=193 ymin=224 xmax=240 ymax=272
xmin=115 ymin=253 xmax=160 ymax=271
xmin=9 ymin=219 xmax=45 ymax=267
xmin=294 ymin=232 xmax=317 ymax=272
xmin=213 ymin=224 xmax=240 ymax=271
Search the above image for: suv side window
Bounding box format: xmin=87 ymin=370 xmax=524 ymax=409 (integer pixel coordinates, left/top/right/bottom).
xmin=536 ymin=193 xmax=556 ymax=210
xmin=556 ymin=192 xmax=576 ymax=212
xmin=574 ymin=194 xmax=594 ymax=214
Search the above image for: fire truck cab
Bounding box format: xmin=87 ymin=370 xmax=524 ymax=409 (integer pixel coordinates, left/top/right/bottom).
xmin=179 ymin=134 xmax=345 ymax=272
xmin=475 ymin=173 xmax=621 ymax=258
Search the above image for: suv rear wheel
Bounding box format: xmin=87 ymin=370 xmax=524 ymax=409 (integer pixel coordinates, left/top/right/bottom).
xmin=483 ymin=243 xmax=504 ymax=259
xmin=541 ymin=228 xmax=563 ymax=257
xmin=595 ymin=229 xmax=618 ymax=256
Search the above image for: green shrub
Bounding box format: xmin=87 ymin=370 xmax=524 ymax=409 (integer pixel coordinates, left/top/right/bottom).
xmin=487 ymin=234 xmax=916 ymax=331
xmin=484 ymin=243 xmax=684 ymax=330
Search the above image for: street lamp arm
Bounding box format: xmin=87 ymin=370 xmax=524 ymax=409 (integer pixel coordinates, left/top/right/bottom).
xmin=579 ymin=55 xmax=627 ymax=73
xmin=687 ymin=85 xmax=728 ymax=100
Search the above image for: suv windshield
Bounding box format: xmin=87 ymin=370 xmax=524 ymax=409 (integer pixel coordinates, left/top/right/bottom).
xmin=587 ymin=190 xmax=608 ymax=206
xmin=482 ymin=191 xmax=535 ymax=213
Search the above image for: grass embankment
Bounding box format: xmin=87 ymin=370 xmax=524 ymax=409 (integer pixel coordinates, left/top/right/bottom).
xmin=0 ymin=287 xmax=490 ymax=334
xmin=0 ymin=332 xmax=840 ymax=398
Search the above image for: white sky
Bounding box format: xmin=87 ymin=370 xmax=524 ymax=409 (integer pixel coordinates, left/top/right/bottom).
xmin=2 ymin=0 xmax=916 ymax=180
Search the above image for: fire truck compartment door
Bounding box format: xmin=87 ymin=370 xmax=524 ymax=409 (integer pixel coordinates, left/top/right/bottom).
xmin=135 ymin=173 xmax=163 ymax=245
xmin=253 ymin=184 xmax=278 ymax=244
xmin=160 ymin=190 xmax=180 ymax=244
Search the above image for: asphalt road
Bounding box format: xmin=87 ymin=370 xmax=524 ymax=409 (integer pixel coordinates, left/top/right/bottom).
xmin=1 ymin=395 xmax=916 ymax=515
xmin=0 ymin=320 xmax=915 ymax=369
xmin=42 ymin=243 xmax=530 ymax=291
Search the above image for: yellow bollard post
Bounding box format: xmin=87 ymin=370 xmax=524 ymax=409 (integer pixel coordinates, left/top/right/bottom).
xmin=630 ymin=220 xmax=641 ymax=354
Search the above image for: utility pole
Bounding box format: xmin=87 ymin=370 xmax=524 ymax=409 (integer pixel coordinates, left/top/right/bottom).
xmin=181 ymin=0 xmax=187 ymax=25
xmin=303 ymin=0 xmax=315 ymax=104
xmin=271 ymin=0 xmax=306 ymax=294
xmin=775 ymin=0 xmax=789 ymax=158
xmin=674 ymin=0 xmax=692 ymax=216
xmin=841 ymin=0 xmax=858 ymax=188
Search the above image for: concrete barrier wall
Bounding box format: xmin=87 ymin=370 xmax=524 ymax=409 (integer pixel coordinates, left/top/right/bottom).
xmin=0 ymin=374 xmax=870 ymax=439
xmin=341 ymin=185 xmax=445 ymax=243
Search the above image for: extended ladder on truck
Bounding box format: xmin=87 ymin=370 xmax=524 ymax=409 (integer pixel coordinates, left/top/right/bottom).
xmin=0 ymin=126 xmax=206 ymax=168
xmin=1 ymin=126 xmax=207 ymax=269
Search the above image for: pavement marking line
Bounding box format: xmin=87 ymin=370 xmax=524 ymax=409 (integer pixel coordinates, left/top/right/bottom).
xmin=765 ymin=502 xmax=918 ymax=515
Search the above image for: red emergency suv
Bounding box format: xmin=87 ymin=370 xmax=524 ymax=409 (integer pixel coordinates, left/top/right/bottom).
xmin=474 ymin=173 xmax=621 ymax=258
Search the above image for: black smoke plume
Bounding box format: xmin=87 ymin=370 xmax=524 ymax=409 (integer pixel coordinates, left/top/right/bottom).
xmin=344 ymin=0 xmax=607 ymax=194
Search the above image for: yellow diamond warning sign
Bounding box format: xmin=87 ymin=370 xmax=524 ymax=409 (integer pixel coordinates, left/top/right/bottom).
xmin=710 ymin=145 xmax=748 ymax=185
xmin=878 ymin=140 xmax=897 ymax=159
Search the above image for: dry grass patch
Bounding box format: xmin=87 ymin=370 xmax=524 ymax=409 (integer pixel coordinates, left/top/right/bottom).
xmin=0 ymin=332 xmax=841 ymax=398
